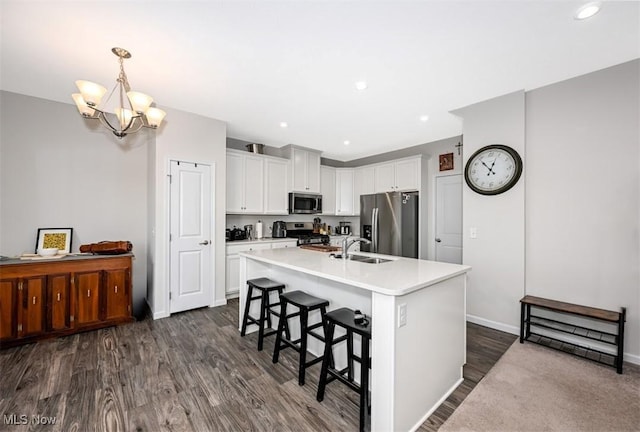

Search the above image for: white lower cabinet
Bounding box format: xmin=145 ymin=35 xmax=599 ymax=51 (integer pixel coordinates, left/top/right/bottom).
xmin=225 ymin=240 xmax=297 ymax=297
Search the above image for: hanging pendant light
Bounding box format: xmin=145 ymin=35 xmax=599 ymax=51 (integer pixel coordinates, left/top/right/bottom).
xmin=72 ymin=47 xmax=166 ymax=138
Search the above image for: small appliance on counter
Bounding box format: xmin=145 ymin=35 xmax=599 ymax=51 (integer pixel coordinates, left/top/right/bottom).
xmin=272 ymin=221 xmax=287 ymax=238
xmin=338 ymin=221 xmax=352 ymax=235
xmin=244 ymin=224 xmax=254 ymax=240
xmin=228 ymin=226 xmax=247 ymax=241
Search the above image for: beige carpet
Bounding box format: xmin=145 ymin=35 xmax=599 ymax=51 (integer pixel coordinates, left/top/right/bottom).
xmin=440 ymin=341 xmax=640 ymax=432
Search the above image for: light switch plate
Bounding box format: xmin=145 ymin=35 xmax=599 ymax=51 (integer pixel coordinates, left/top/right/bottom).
xmin=470 ymin=227 xmax=477 ymax=239
xmin=398 ymin=303 xmax=407 ymax=327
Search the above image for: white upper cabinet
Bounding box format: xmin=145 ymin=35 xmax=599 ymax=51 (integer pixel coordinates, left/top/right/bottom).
xmin=354 ymin=166 xmax=375 ymax=215
xmin=290 ymin=147 xmax=321 ymax=193
xmin=394 ymin=157 xmax=421 ymax=191
xmin=373 ymin=157 xmax=421 ymax=193
xmin=264 ymin=157 xmax=289 ymax=214
xmin=336 ymin=168 xmax=355 ymax=216
xmin=226 ymin=151 xmax=264 ymax=213
xmin=320 ymin=166 xmax=336 ymax=215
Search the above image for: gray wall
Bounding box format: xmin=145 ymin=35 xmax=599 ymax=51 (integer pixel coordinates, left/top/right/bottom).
xmin=454 ymin=91 xmax=527 ymax=333
xmin=525 ymin=59 xmax=639 ymax=359
xmin=0 ymin=90 xmax=151 ymax=317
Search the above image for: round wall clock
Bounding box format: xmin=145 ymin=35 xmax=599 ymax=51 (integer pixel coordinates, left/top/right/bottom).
xmin=464 ymin=144 xmax=523 ymax=195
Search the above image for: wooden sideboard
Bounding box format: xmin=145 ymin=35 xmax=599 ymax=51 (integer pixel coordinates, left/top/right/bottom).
xmin=0 ymin=254 xmax=134 ymax=348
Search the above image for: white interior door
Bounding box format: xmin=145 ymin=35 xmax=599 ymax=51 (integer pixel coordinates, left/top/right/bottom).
xmin=435 ymin=175 xmax=462 ymax=264
xmin=170 ymin=160 xmax=212 ymax=313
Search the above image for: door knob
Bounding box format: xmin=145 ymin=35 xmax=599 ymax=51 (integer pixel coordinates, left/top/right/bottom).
xmin=199 ymin=240 xmax=210 ymax=245
xmin=435 ymin=238 xmax=442 ymax=243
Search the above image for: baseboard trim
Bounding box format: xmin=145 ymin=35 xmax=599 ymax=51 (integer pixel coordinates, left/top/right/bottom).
xmin=466 ymin=314 xmax=640 ymax=366
xmin=152 ymin=311 xmax=170 ymax=320
xmin=409 ymin=375 xmax=464 ymax=432
xmin=466 ymin=314 xmax=519 ymax=335
xmin=213 ymin=299 xmax=227 ymax=307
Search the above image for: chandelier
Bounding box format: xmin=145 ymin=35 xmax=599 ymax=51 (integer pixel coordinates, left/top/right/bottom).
xmin=72 ymin=47 xmax=166 ymax=138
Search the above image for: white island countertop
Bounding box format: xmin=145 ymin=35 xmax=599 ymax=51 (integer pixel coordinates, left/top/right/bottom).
xmin=239 ymin=247 xmax=470 ymax=296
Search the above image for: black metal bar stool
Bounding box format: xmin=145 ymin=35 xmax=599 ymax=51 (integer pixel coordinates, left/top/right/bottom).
xmin=240 ymin=277 xmax=287 ymax=351
xmin=316 ymin=307 xmax=372 ymax=432
xmin=272 ymin=290 xmax=331 ymax=385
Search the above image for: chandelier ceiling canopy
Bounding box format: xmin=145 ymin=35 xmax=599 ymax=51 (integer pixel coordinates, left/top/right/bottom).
xmin=72 ymin=47 xmax=166 ymax=138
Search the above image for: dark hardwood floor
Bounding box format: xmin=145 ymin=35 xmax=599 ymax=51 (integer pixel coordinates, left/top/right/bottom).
xmin=0 ymin=299 xmax=516 ymax=431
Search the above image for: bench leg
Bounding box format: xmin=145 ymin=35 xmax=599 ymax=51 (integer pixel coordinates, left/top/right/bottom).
xmin=520 ymin=302 xmax=525 ymax=343
xmin=617 ymin=307 xmax=626 ymax=374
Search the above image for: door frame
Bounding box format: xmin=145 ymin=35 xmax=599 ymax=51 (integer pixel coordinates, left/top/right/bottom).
xmin=166 ymin=158 xmax=217 ymax=314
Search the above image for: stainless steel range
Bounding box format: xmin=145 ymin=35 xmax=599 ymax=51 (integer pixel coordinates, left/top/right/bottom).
xmin=285 ymin=222 xmax=330 ymax=246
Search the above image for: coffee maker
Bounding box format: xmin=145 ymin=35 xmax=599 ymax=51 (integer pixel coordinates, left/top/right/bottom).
xmin=338 ymin=221 xmax=351 ymax=235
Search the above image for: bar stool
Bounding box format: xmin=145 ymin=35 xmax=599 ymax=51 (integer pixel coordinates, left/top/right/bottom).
xmin=240 ymin=277 xmax=287 ymax=351
xmin=272 ymin=290 xmax=331 ymax=385
xmin=316 ymin=307 xmax=372 ymax=432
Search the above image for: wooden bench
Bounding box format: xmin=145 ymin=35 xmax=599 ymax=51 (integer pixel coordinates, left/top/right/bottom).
xmin=519 ymin=295 xmax=626 ymax=374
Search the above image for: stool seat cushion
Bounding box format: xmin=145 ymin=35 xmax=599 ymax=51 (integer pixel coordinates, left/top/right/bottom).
xmin=247 ymin=277 xmax=285 ymax=290
xmin=281 ymin=290 xmax=330 ymax=309
xmin=325 ymin=308 xmax=372 ymax=336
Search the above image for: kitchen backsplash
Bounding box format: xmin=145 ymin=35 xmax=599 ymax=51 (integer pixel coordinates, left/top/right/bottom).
xmin=226 ymin=214 xmax=360 ymax=237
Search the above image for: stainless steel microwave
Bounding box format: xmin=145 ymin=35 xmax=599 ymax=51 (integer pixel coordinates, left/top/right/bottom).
xmin=288 ymin=192 xmax=322 ymax=214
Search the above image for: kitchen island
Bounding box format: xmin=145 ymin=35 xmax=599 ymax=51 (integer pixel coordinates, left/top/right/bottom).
xmin=238 ymin=248 xmax=471 ymax=432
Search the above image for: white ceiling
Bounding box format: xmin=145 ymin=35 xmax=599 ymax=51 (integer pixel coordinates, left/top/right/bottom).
xmin=1 ymin=1 xmax=638 ymax=161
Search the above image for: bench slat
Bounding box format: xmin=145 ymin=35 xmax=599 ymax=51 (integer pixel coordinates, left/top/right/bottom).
xmin=520 ymin=295 xmax=621 ymax=323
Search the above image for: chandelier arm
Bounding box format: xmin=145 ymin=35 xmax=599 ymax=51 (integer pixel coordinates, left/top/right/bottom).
xmin=97 ymin=112 xmax=120 ymax=135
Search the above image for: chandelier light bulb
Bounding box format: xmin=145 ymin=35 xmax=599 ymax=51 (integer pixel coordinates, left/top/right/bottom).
xmin=75 ymin=80 xmax=107 ymax=106
xmin=72 ymin=93 xmax=95 ymax=117
xmin=355 ymin=81 xmax=368 ymax=91
xmin=127 ymin=91 xmax=154 ymax=114
xmin=145 ymin=107 xmax=167 ymax=128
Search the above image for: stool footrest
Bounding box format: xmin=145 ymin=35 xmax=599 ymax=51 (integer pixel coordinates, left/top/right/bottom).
xmin=327 ymin=368 xmax=361 ymax=393
xmin=307 ymin=329 xmax=327 ymax=342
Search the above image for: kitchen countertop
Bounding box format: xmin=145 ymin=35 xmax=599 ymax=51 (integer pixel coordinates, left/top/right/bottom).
xmin=239 ymin=247 xmax=470 ymax=296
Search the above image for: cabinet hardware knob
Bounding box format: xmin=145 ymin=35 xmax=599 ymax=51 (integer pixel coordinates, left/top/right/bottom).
xmin=87 ymin=290 xmax=90 ymax=297
xmin=435 ymin=238 xmax=442 ymax=242
xmin=115 ymin=285 xmax=118 ymax=293
xmin=57 ymin=293 xmax=61 ymax=301
xmin=199 ymin=240 xmax=209 ymax=245
xmin=33 ymin=296 xmax=36 ymax=305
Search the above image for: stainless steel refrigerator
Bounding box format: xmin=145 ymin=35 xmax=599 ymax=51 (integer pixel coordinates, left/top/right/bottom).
xmin=360 ymin=191 xmax=419 ymax=258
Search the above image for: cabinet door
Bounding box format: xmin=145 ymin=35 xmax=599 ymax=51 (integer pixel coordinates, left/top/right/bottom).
xmin=395 ymin=158 xmax=420 ymax=191
xmin=0 ymin=279 xmax=18 ymax=341
xmin=104 ymin=269 xmax=130 ymax=320
xmin=320 ymin=166 xmax=336 ymax=215
xmin=22 ymin=276 xmax=46 ymax=337
xmin=75 ymin=271 xmax=101 ymax=326
xmin=47 ymin=273 xmax=71 ymax=331
xmin=336 ymin=169 xmax=355 ymax=216
xmin=374 ymin=163 xmax=396 ymax=192
xmin=243 ymin=155 xmax=264 ymax=213
xmin=226 ymin=152 xmax=246 ymax=213
xmin=354 ymin=166 xmax=375 ymax=215
xmin=225 ymin=254 xmax=240 ymax=295
xmin=306 ymin=151 xmax=321 ymax=193
xmin=291 ymin=147 xmax=308 ymax=192
xmin=264 ymin=158 xmax=289 ymax=214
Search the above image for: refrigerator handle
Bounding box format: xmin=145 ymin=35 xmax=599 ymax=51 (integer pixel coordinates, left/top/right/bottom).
xmin=372 ymin=207 xmax=379 ymax=252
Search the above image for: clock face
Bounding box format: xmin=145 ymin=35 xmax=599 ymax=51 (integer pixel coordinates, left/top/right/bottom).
xmin=464 ymin=144 xmax=523 ymax=195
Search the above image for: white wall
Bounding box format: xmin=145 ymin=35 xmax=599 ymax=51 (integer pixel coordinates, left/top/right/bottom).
xmin=0 ymin=91 xmax=151 ymax=316
xmin=453 ymin=91 xmax=526 ymax=334
xmin=525 ymin=60 xmax=639 ymax=361
xmin=150 ymin=107 xmax=227 ymax=318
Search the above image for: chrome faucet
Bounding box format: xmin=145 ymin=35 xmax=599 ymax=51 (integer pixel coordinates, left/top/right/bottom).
xmin=341 ymin=237 xmax=371 ymax=259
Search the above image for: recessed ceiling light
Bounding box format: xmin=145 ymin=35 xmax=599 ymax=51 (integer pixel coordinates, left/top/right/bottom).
xmin=344 ymin=140 xmax=350 ymax=146
xmin=420 ymin=115 xmax=429 ymax=122
xmin=355 ymin=81 xmax=368 ymax=91
xmin=280 ymin=122 xmax=288 ymax=128
xmin=574 ymin=2 xmax=601 ymax=20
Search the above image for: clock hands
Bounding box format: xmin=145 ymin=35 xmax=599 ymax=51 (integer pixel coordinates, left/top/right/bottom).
xmin=481 ymin=159 xmax=497 ymax=176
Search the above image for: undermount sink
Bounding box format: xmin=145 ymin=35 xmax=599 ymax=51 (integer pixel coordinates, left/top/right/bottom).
xmin=346 ymin=254 xmax=392 ymax=264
